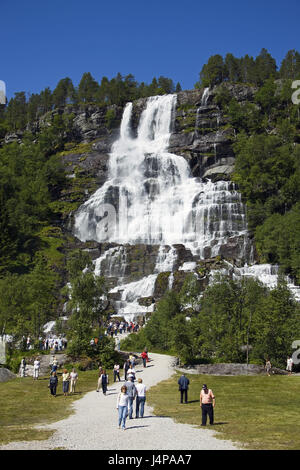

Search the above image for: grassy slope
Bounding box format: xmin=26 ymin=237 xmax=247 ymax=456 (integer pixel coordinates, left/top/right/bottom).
xmin=0 ymin=369 xmax=105 ymax=445
xmin=2 ymin=367 xmax=300 ymax=449
xmin=148 ymin=372 xmax=300 ymax=450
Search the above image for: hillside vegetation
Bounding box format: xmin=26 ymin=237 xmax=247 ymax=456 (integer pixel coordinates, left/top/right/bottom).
xmin=0 ymin=48 xmax=300 ymax=366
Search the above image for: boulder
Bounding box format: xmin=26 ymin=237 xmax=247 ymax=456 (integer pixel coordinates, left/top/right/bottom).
xmin=0 ymin=367 xmax=16 ymax=382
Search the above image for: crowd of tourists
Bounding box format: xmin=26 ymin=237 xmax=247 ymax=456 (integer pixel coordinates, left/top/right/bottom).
xmin=18 ymin=330 xmax=297 ymax=433
xmin=105 ymin=320 xmax=140 ymax=337
xmin=21 ymin=335 xmax=68 ymax=351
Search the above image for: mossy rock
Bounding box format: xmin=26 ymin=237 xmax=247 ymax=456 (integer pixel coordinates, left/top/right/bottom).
xmin=154 ymin=272 xmax=171 ymax=298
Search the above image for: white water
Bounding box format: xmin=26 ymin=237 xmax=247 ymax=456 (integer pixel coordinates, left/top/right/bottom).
xmin=74 ymin=94 xmax=249 ymax=259
xmin=234 ymin=264 xmax=300 ymax=301
xmin=73 ymin=93 xmax=299 ymax=318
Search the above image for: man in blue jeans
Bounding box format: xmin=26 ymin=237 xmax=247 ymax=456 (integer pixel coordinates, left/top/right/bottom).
xmin=178 ymin=373 xmax=190 ymax=404
xmin=135 ymin=378 xmax=147 ymax=418
xmin=125 ymin=376 xmax=137 ymax=419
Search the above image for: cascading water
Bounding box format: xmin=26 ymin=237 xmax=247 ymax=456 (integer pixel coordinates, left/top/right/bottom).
xmin=73 ymin=93 xmax=299 ymax=319
xmin=74 ymin=94 xmax=249 ymax=259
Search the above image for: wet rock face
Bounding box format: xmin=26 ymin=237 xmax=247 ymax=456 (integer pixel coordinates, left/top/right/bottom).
xmin=169 ymin=89 xmax=238 ymax=180
xmin=59 ymin=84 xmax=255 ymax=184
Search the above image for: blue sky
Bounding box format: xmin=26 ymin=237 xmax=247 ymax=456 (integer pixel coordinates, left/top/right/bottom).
xmin=1 ymin=0 xmax=300 ymax=100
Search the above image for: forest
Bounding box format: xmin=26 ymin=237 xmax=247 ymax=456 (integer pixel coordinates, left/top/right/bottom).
xmin=0 ymin=48 xmax=300 ymax=368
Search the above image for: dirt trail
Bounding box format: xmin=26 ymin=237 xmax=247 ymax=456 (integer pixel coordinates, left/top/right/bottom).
xmin=1 ymin=350 xmax=241 ymax=450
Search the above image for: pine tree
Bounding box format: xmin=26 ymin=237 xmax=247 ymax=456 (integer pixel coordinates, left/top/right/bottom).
xmin=52 ymin=77 xmax=76 ymax=108
xmin=279 ymin=49 xmax=300 ymax=79
xmin=78 ymin=72 xmax=99 ymax=103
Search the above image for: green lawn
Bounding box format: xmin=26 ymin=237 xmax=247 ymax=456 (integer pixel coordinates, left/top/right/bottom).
xmin=147 ymin=372 xmax=300 ymax=450
xmin=2 ymin=368 xmax=300 ymax=450
xmin=0 ymin=369 xmax=103 ymax=445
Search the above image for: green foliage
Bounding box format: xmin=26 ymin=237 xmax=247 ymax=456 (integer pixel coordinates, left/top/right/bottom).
xmin=200 ymin=54 xmax=225 ymax=87
xmin=78 ymin=72 xmax=99 ymax=103
xmin=123 ymin=276 xmax=300 ymax=368
xmin=52 ymin=77 xmax=76 ymax=108
xmin=65 ymin=251 xmax=108 ymax=357
xmin=0 ymin=259 xmax=59 ymax=343
xmin=105 ymin=107 xmax=117 ymax=129
xmin=0 ymin=136 xmax=66 ymax=274
xmin=197 ymin=48 xmax=292 ymax=88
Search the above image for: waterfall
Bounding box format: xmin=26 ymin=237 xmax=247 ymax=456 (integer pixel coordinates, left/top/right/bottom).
xmin=74 ymin=94 xmax=249 ymax=259
xmin=73 ymin=93 xmax=299 ymax=319
xmin=234 ymin=264 xmax=300 ymax=301
xmin=201 ymin=87 xmax=210 ymax=106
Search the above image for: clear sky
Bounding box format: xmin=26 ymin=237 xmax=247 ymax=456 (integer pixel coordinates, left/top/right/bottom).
xmin=1 ymin=0 xmax=300 ymax=99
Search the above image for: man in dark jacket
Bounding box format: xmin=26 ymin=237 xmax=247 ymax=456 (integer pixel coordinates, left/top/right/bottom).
xmin=178 ymin=374 xmax=190 ymax=404
xmin=49 ymin=371 xmax=58 ymax=396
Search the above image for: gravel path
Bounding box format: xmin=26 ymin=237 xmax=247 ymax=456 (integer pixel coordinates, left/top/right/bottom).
xmin=0 ymin=351 xmax=241 ymax=450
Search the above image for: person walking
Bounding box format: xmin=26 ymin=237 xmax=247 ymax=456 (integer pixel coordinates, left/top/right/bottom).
xmin=20 ymin=357 xmax=26 ymax=377
xmin=127 ymin=364 xmax=136 ymax=381
xmin=96 ymin=367 xmax=103 ymax=392
xmin=62 ymin=369 xmax=70 ymax=396
xmin=70 ymin=368 xmax=78 ymax=394
xmin=265 ymin=359 xmax=272 ymax=376
xmin=141 ymin=350 xmax=148 ymax=368
xmin=144 ymin=347 xmax=149 ymax=362
xmin=116 ymin=385 xmax=129 ymax=430
xmin=113 ymin=364 xmax=121 ymax=382
xmin=50 ymin=356 xmax=58 ymax=375
xmin=99 ymin=369 xmax=109 ymax=395
xmin=286 ymin=356 xmax=293 ymax=376
xmin=125 ymin=375 xmax=137 ymax=419
xmin=123 ymin=359 xmax=130 ymax=381
xmin=49 ymin=371 xmax=58 ymax=397
xmin=135 ymin=378 xmax=146 ymax=418
xmin=129 ymin=353 xmax=136 ymax=367
xmin=178 ymin=373 xmax=189 ymax=404
xmin=33 ymin=357 xmax=40 ymax=380
xmin=200 ymin=384 xmax=215 ymax=426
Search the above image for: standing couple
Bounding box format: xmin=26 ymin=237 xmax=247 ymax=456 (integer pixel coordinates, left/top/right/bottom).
xmin=116 ymin=377 xmax=146 ymax=430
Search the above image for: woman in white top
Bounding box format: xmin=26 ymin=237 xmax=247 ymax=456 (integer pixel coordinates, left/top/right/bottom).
xmin=135 ymin=378 xmax=146 ymax=418
xmin=117 ymin=385 xmax=129 ymax=430
xmin=127 ymin=364 xmax=136 ymax=381
xmin=33 ymin=358 xmax=40 ymax=380
xmin=70 ymin=369 xmax=78 ymax=393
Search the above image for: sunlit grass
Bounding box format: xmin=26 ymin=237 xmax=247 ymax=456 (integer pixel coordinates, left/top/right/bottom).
xmin=0 ymin=369 xmax=104 ymax=445
xmin=147 ymin=372 xmax=300 ymax=450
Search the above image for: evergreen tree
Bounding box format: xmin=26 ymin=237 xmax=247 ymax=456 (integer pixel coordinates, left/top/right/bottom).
xmin=175 ymin=82 xmax=182 ymax=92
xmin=52 ymin=77 xmax=76 ymax=108
xmin=279 ymin=49 xmax=300 ymax=79
xmin=200 ymin=54 xmax=226 ymax=87
xmin=6 ymin=92 xmax=27 ymax=130
xmin=224 ymin=53 xmax=241 ymax=82
xmin=78 ymin=72 xmax=99 ymax=103
xmin=39 ymin=87 xmax=53 ymax=114
xmin=239 ymin=54 xmax=257 ymax=83
xmin=255 ymin=48 xmax=277 ymax=85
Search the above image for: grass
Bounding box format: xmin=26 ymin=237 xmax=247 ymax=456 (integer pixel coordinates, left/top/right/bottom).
xmin=0 ymin=368 xmax=107 ymax=445
xmin=2 ymin=365 xmax=300 ymax=450
xmin=147 ymin=372 xmax=300 ymax=450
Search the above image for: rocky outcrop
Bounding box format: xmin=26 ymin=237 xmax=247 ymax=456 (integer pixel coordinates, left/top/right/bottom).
xmin=168 ymin=86 xmax=254 ymax=180
xmin=0 ymin=367 xmax=16 ymax=382
xmin=176 ymin=363 xmax=287 ymax=376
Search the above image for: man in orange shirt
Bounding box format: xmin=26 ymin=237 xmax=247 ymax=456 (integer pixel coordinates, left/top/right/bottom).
xmin=200 ymin=384 xmax=215 ymax=426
